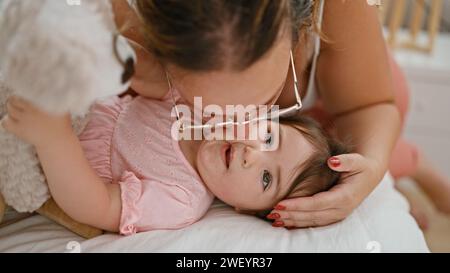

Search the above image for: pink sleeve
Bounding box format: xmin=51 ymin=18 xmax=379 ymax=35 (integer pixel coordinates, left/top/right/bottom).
xmin=118 ymin=171 xmax=204 ymax=235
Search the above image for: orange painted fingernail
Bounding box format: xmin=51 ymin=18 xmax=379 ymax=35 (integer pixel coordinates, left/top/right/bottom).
xmin=329 ymin=157 xmax=340 ymax=167
xmin=266 ymin=213 xmax=280 ymax=219
xmin=274 ymin=204 xmax=286 ymax=210
xmin=272 ymin=220 xmax=284 ymax=227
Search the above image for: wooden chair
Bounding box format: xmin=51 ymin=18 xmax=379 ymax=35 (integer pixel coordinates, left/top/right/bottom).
xmin=382 ymin=0 xmax=443 ymax=53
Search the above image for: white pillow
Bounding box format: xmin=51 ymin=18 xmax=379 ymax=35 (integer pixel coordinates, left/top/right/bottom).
xmin=0 ymin=173 xmax=429 ymax=253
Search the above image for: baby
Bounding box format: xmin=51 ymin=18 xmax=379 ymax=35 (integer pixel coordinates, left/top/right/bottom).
xmin=2 ymin=88 xmax=347 ymax=235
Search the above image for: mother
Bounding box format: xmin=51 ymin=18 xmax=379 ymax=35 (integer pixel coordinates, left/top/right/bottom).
xmin=112 ymin=0 xmax=402 ymax=228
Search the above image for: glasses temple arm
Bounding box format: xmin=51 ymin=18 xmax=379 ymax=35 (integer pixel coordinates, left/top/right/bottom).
xmin=290 ymin=50 xmax=302 ymax=106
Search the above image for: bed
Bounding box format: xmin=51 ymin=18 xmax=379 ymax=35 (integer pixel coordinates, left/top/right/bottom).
xmin=0 ymin=173 xmax=429 ymax=253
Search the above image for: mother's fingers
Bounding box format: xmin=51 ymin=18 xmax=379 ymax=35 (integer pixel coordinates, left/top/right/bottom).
xmin=327 ymin=153 xmax=366 ymax=173
xmin=276 ymin=190 xmax=342 ymax=211
xmin=273 ymin=209 xmax=342 ymax=224
xmin=281 ymin=218 xmax=341 ymax=229
xmin=275 ymin=210 xmax=343 ymax=228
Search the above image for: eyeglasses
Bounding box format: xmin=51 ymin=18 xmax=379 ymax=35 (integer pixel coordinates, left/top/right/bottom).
xmin=167 ymin=50 xmax=302 ymax=132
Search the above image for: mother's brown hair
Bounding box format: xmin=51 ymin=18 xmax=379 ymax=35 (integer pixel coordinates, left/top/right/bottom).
xmin=134 ymin=0 xmax=320 ymax=71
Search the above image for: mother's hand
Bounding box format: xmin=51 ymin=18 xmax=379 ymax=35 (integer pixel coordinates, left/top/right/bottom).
xmin=268 ymin=153 xmax=384 ymax=228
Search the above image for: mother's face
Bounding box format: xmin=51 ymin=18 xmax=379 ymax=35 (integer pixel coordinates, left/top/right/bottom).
xmin=167 ymin=35 xmax=292 ymax=110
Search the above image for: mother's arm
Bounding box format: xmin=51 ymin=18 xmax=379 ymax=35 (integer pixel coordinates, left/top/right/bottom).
xmin=318 ymin=0 xmax=400 ymax=179
xmin=271 ymin=1 xmax=401 ymax=228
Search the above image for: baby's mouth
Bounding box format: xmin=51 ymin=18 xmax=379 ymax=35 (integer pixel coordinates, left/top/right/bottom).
xmin=225 ymin=145 xmax=232 ymax=169
xmin=221 ymin=142 xmax=232 ymax=169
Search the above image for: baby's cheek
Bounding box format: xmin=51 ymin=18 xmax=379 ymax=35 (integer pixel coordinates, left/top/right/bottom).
xmin=214 ymin=180 xmax=241 ymax=205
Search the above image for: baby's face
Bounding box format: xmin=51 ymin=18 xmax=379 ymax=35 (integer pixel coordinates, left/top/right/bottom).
xmin=196 ymin=123 xmax=315 ymax=211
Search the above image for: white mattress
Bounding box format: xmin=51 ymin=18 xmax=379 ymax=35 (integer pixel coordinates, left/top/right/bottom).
xmin=0 ymin=173 xmax=429 ymax=253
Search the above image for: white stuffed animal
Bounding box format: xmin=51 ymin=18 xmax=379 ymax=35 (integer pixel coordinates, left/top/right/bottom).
xmin=0 ymin=0 xmax=136 ymax=237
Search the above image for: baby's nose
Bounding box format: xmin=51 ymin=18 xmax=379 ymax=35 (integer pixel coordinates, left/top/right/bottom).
xmin=242 ymin=146 xmax=257 ymax=168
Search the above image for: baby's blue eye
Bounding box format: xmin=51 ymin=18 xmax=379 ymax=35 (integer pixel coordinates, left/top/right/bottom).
xmin=262 ymin=170 xmax=272 ymax=190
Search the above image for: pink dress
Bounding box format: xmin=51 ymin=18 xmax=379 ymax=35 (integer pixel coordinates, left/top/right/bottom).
xmin=78 ymin=92 xmax=214 ymax=235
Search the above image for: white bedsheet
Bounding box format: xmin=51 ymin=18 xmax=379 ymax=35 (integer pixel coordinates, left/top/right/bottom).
xmin=0 ymin=173 xmax=429 ymax=253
